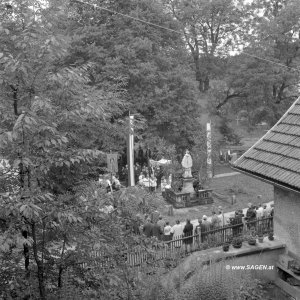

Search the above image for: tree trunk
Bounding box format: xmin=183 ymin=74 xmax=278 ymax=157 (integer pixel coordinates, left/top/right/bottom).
xmin=13 ymin=87 xmax=31 ymax=274
xmin=204 ymin=76 xmax=210 ymax=92
xmin=22 ymin=230 xmax=30 ymax=272
xmin=32 ymin=222 xmax=46 ymax=300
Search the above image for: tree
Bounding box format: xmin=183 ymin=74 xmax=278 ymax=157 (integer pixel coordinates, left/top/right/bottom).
xmin=163 ymin=0 xmax=246 ymax=92
xmin=210 ymin=0 xmax=300 ymax=125
xmin=0 ymin=1 xmax=131 ymax=298
xmin=67 ymin=0 xmax=203 ymax=150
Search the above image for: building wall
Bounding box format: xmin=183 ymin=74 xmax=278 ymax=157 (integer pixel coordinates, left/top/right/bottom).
xmin=274 ymin=186 xmax=300 ymax=258
xmin=222 ymin=247 xmax=286 ymax=281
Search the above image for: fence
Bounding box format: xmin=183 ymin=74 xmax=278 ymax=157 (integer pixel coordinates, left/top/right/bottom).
xmin=83 ymin=217 xmax=273 ymax=269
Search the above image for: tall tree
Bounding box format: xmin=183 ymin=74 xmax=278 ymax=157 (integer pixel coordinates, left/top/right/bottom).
xmin=210 ymin=0 xmax=300 ymax=125
xmin=163 ymin=0 xmax=246 ymax=92
xmin=0 ymin=2 xmax=128 ymax=298
xmin=68 ymin=0 xmax=203 ymax=150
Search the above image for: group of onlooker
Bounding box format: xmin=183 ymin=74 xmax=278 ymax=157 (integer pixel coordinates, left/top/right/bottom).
xmin=137 ymin=169 xmax=172 ymax=193
xmin=138 ymin=173 xmax=158 ymax=192
xmin=99 ymin=175 xmax=123 ymax=193
xmin=139 ymin=202 xmax=274 ymax=252
xmin=141 ymin=216 xmax=194 ymax=253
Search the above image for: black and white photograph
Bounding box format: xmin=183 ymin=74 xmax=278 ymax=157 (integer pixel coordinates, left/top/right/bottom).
xmin=0 ymin=0 xmax=299 ymax=299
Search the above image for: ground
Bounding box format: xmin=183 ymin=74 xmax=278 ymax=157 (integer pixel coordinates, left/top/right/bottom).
xmin=157 ymin=173 xmax=273 ymax=225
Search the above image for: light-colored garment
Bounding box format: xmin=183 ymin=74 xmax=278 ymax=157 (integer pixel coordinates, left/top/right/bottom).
xmin=218 ymin=213 xmax=225 ymax=227
xmin=164 ymin=225 xmax=172 ymax=235
xmin=161 ymin=181 xmax=167 ymax=192
xmin=138 ymin=174 xmax=144 ymax=185
xmin=256 ymin=207 xmax=264 ymax=219
xmin=150 ymin=177 xmax=157 ymax=188
xmin=143 ymin=177 xmax=151 ymax=187
xmin=171 ymin=223 xmax=183 ymax=247
xmin=171 ymin=224 xmax=183 ymax=237
xmin=264 ymin=206 xmax=272 ymax=217
xmin=112 ymin=177 xmax=120 ymax=185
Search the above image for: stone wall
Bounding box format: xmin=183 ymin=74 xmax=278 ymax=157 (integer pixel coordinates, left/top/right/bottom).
xmin=274 ymin=186 xmax=300 ymax=258
xmin=162 ymin=240 xmax=286 ymax=289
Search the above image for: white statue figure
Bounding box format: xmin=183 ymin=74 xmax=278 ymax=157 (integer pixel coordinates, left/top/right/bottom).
xmin=181 ymin=150 xmax=193 ymax=178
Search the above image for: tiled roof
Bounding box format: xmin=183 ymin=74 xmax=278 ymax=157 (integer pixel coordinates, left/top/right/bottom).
xmin=232 ymin=96 xmax=300 ymax=191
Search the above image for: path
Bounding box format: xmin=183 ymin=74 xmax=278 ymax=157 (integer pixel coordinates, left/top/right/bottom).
xmin=213 ymin=172 xmax=240 ymax=178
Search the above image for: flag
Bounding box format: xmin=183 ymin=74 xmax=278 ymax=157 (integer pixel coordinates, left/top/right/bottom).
xmin=207 ymin=122 xmax=212 ymax=178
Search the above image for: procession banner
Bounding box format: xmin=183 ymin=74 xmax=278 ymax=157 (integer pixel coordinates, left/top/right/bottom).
xmin=207 ymin=122 xmax=213 ymax=178
xmin=107 ymin=153 xmax=118 ymax=174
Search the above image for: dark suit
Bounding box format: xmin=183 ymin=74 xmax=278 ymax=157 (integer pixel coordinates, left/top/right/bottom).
xmin=152 ymin=223 xmax=162 ymax=240
xmin=143 ymin=222 xmax=153 ymax=237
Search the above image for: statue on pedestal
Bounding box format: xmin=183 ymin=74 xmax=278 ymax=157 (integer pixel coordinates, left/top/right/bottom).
xmin=181 ymin=150 xmax=193 ymax=178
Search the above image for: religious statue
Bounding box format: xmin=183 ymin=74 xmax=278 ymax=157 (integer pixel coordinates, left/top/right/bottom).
xmin=181 ymin=150 xmax=193 ymax=178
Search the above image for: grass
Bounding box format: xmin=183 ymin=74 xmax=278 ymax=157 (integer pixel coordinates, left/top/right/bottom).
xmin=157 ymin=173 xmax=273 ymax=225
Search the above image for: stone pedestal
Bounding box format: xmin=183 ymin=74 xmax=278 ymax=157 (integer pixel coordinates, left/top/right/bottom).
xmin=182 ymin=177 xmax=194 ymax=194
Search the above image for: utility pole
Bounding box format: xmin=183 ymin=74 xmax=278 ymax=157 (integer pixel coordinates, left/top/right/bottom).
xmin=127 ymin=114 xmax=135 ymax=186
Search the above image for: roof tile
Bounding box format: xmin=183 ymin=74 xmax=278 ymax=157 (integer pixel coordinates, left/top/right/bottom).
xmin=233 ymin=96 xmax=300 ymax=190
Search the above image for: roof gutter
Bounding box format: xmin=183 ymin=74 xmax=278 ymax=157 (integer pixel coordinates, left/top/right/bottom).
xmin=230 ymin=165 xmax=300 ymax=195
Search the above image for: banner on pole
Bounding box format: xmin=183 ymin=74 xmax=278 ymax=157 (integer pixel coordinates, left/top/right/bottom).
xmin=206 ymin=122 xmax=213 ymax=179
xmin=107 ymin=153 xmax=118 ymax=173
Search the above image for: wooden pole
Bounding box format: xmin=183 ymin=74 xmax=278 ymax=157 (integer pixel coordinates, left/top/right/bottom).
xmin=127 ymin=114 xmax=135 ymax=186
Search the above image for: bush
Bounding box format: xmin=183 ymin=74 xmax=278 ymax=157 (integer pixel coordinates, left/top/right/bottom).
xmin=156 ymin=257 xmax=272 ymax=300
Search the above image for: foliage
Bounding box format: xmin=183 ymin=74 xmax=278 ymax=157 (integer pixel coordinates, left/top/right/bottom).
xmin=163 ymin=0 xmax=247 ymax=92
xmin=68 ymin=0 xmax=203 ymax=150
xmin=0 ymin=1 xmax=156 ymax=299
xmin=0 ymin=160 xmax=19 ymax=193
xmin=0 ymin=0 xmax=298 ymax=299
xmin=151 ymin=257 xmax=272 ymax=300
xmin=218 ymin=117 xmax=241 ymax=145
xmin=232 ymin=237 xmax=243 ymax=246
xmin=0 ymin=182 xmax=165 ymax=299
xmin=210 ymin=0 xmax=300 ymax=125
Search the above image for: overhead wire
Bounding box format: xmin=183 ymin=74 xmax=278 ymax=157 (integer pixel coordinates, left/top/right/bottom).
xmin=72 ymin=0 xmax=300 ymax=73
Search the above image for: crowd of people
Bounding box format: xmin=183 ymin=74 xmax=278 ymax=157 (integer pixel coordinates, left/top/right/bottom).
xmin=134 ymin=202 xmax=274 ymax=253
xmin=99 ymin=175 xmax=123 ymax=192
xmin=121 ymin=163 xmax=165 ymax=188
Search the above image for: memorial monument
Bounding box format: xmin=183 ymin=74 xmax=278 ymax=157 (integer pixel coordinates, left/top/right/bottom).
xmin=181 ymin=150 xmax=194 ymax=194
xmin=164 ymin=149 xmax=213 ymax=208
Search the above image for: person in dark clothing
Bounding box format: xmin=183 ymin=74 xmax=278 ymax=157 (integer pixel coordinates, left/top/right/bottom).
xmin=152 ymin=222 xmax=163 ymax=240
xmin=156 ymin=166 xmax=163 ymax=188
xmin=143 ymin=219 xmax=153 ymax=238
xmin=152 ymin=147 xmax=158 ymax=160
xmin=245 ymin=203 xmax=256 ymax=230
xmin=137 ymin=146 xmax=144 ymax=167
xmin=230 ymin=211 xmax=243 ymax=237
xmin=145 ymin=148 xmax=151 ymax=164
xmin=270 ymin=204 xmax=274 ymax=217
xmin=183 ymin=219 xmax=194 ymax=253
